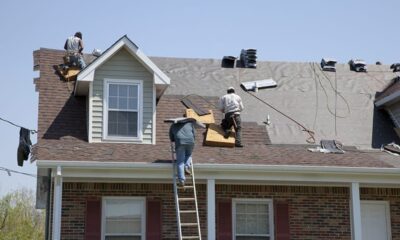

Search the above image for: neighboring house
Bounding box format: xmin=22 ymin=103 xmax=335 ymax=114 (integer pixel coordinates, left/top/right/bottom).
xmin=32 ymin=35 xmax=400 ymax=240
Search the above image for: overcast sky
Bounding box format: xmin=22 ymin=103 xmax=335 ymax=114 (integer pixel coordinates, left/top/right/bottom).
xmin=1 ymin=0 xmax=400 ymax=196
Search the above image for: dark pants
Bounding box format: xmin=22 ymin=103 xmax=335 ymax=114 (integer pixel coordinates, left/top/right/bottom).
xmin=221 ymin=112 xmax=242 ymax=145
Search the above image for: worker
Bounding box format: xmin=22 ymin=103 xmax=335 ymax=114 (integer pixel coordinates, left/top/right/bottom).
xmin=64 ymin=32 xmax=86 ymax=69
xmin=219 ymin=87 xmax=244 ymax=147
xmin=169 ymin=119 xmax=196 ymax=187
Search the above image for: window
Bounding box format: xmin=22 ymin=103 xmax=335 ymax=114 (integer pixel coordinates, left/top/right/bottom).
xmin=102 ymin=197 xmax=145 ymax=240
xmin=104 ymin=79 xmax=142 ymax=141
xmin=233 ymin=199 xmax=274 ymax=240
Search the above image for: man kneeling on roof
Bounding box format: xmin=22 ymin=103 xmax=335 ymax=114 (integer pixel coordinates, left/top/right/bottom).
xmin=219 ymin=87 xmax=244 ymax=147
xmin=64 ymin=32 xmax=86 ymax=69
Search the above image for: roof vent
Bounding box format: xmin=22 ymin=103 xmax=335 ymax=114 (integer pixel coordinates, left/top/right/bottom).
xmin=240 ymin=49 xmax=257 ymax=68
xmin=349 ymin=59 xmax=367 ymax=72
xmin=92 ymin=49 xmax=102 ymax=57
xmin=390 ymin=63 xmax=400 ymax=72
xmin=321 ymin=58 xmax=337 ymax=72
xmin=221 ymin=56 xmax=236 ymax=68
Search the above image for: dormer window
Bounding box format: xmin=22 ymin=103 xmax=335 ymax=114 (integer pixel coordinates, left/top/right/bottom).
xmin=103 ymin=79 xmax=143 ymax=141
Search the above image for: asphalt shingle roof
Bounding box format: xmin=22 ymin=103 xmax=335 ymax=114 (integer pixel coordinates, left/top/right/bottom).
xmin=32 ymin=48 xmax=400 ymax=168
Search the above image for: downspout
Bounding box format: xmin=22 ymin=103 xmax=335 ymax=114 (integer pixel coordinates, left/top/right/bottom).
xmin=45 ymin=168 xmax=51 ymax=240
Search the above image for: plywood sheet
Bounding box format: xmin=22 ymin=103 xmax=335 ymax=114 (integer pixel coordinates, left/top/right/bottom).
xmin=205 ymin=123 xmax=235 ymax=147
xmin=186 ymin=109 xmax=215 ymax=124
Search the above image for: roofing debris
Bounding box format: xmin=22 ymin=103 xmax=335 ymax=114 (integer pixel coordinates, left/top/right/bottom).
xmin=240 ymin=79 xmax=277 ymax=92
xmin=381 ymin=142 xmax=400 ymax=156
xmin=308 ymin=140 xmax=345 ymax=154
xmin=321 ymin=58 xmax=337 ymax=72
xmin=349 ymin=59 xmax=367 ymax=72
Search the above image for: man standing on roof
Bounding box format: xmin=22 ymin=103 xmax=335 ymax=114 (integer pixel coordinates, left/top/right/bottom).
xmin=219 ymin=87 xmax=244 ymax=147
xmin=169 ymin=120 xmax=195 ymax=187
xmin=64 ymin=32 xmax=86 ymax=69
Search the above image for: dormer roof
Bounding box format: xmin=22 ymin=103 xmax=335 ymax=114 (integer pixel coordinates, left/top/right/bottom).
xmin=74 ymin=35 xmax=170 ymax=98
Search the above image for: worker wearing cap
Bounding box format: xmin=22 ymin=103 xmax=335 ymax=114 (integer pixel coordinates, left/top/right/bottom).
xmin=219 ymin=87 xmax=244 ymax=147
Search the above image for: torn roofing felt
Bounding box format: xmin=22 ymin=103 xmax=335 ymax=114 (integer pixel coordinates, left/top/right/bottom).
xmin=151 ymin=57 xmax=400 ymax=149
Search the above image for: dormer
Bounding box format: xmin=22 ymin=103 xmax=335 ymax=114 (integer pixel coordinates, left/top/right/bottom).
xmin=74 ymin=35 xmax=170 ymax=144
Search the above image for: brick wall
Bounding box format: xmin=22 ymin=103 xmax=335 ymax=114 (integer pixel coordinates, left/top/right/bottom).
xmin=60 ymin=182 xmax=207 ymax=240
xmin=216 ymin=185 xmax=351 ymax=240
xmin=57 ymin=183 xmax=400 ymax=240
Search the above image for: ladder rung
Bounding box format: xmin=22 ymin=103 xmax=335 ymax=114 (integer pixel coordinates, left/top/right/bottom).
xmin=178 ymin=197 xmax=195 ymax=201
xmin=180 ymin=210 xmax=196 ymax=214
xmin=181 ymin=222 xmax=198 ymax=227
xmin=182 ymin=236 xmax=200 ymax=239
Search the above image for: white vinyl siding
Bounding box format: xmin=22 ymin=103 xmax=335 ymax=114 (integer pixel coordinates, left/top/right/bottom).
xmin=91 ymin=48 xmax=154 ymax=143
xmin=102 ymin=197 xmax=146 ymax=240
xmin=233 ymin=199 xmax=274 ymax=240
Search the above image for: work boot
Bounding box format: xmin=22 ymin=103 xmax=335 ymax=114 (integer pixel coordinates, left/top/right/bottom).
xmin=235 ymin=143 xmax=244 ymax=147
xmin=224 ymin=130 xmax=231 ymax=139
xmin=178 ymin=180 xmax=185 ymax=187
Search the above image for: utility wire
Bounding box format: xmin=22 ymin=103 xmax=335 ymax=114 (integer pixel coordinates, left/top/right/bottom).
xmin=0 ymin=166 xmax=36 ymax=178
xmin=0 ymin=117 xmax=37 ymax=134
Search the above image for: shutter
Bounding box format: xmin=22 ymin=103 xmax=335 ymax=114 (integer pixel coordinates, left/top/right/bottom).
xmin=85 ymin=199 xmax=102 ymax=240
xmin=146 ymin=199 xmax=162 ymax=240
xmin=275 ymin=202 xmax=290 ymax=240
xmin=217 ymin=199 xmax=232 ymax=240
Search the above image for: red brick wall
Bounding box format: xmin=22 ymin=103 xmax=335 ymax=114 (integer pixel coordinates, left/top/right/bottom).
xmin=216 ymin=185 xmax=351 ymax=240
xmin=60 ymin=182 xmax=207 ymax=240
xmin=57 ymin=183 xmax=400 ymax=240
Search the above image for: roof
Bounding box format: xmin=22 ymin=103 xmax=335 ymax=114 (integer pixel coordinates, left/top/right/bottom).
xmin=74 ymin=35 xmax=170 ymax=97
xmin=32 ymin=48 xmax=400 ymax=169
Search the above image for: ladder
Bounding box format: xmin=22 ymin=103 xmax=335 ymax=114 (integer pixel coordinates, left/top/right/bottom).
xmin=171 ymin=144 xmax=202 ymax=240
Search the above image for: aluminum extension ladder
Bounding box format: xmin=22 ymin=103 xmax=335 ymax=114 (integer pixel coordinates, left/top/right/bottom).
xmin=171 ymin=144 xmax=202 ymax=240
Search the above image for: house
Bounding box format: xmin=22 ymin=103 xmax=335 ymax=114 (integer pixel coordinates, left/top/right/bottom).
xmin=32 ymin=35 xmax=400 ymax=240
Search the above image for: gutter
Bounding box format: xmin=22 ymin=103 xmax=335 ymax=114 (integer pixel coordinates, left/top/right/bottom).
xmin=36 ymin=160 xmax=400 ymax=175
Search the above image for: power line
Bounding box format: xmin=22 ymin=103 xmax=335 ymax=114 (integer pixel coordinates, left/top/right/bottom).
xmin=0 ymin=166 xmax=36 ymax=178
xmin=0 ymin=117 xmax=37 ymax=134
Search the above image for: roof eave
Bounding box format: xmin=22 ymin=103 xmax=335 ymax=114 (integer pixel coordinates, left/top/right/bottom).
xmin=375 ymin=91 xmax=400 ymax=107
xmin=36 ymin=160 xmax=400 ymax=185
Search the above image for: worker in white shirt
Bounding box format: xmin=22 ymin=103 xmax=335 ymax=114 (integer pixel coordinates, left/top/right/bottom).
xmin=218 ymin=87 xmax=244 ymax=147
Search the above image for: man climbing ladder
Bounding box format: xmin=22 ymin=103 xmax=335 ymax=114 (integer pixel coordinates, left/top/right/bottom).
xmin=167 ymin=117 xmax=203 ymax=240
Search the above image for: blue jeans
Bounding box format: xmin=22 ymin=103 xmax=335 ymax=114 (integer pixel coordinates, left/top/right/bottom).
xmin=175 ymin=144 xmax=193 ymax=182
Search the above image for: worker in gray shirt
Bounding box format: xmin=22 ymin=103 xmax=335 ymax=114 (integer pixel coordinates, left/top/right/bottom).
xmin=169 ymin=120 xmax=195 ymax=186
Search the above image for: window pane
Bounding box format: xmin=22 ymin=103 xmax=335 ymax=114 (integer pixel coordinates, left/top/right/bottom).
xmin=235 ymin=202 xmax=270 ymax=237
xmin=109 ymin=85 xmax=118 ymax=97
xmin=104 ymin=199 xmax=143 ymax=238
xmin=108 ymin=111 xmax=137 ymax=137
xmin=118 ymin=97 xmax=128 ymax=110
xmin=119 ymin=85 xmax=128 ymax=97
xmin=106 ymin=217 xmax=141 ymax=234
xmin=128 ymin=85 xmax=138 ymax=98
xmin=109 ymin=96 xmax=118 ymax=109
xmin=127 ymin=97 xmax=138 ymax=111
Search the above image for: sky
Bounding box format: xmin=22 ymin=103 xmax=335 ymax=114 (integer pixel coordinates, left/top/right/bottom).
xmin=1 ymin=0 xmax=400 ymax=196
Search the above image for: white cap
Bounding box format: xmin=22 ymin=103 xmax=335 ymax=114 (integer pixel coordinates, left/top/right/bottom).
xmin=228 ymin=86 xmax=235 ymax=91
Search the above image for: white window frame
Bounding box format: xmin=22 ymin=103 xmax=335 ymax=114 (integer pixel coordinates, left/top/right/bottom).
xmin=103 ymin=78 xmax=143 ymax=142
xmin=101 ymin=196 xmax=146 ymax=240
xmin=232 ymin=198 xmax=274 ymax=240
